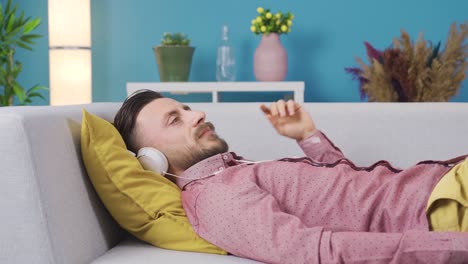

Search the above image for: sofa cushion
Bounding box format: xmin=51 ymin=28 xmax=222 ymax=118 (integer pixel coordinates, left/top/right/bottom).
xmin=92 ymin=237 xmax=259 ymax=264
xmin=80 ymin=109 xmax=226 ymax=254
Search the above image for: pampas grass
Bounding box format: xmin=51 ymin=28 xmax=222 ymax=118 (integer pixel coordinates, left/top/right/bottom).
xmin=346 ymin=22 xmax=468 ymax=102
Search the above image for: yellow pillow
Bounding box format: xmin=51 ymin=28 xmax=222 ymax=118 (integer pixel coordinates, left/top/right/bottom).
xmin=80 ymin=109 xmax=226 ymax=254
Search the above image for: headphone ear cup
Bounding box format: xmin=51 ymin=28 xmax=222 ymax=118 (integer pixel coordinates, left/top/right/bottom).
xmin=137 ymin=147 xmax=169 ymax=175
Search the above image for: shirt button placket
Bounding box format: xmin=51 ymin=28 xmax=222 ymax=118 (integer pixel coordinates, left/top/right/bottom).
xmin=221 ymin=154 xmax=231 ymax=168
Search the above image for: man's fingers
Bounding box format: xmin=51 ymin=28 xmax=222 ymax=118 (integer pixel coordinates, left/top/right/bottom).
xmin=270 ymin=102 xmax=278 ymax=117
xmin=260 ymin=104 xmax=277 ymax=125
xmin=263 ymin=100 xmax=302 ymax=118
xmin=260 ymin=104 xmax=271 ymax=115
xmin=286 ymin=100 xmax=296 ymax=116
xmin=277 ymin=100 xmax=286 ymax=117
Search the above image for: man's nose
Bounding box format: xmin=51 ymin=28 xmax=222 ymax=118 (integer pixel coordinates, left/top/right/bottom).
xmin=190 ymin=110 xmax=206 ymax=127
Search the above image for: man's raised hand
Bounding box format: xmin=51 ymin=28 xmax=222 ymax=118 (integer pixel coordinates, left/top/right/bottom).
xmin=260 ymin=99 xmax=317 ymax=141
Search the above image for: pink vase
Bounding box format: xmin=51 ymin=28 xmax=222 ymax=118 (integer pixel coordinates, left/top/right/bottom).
xmin=254 ymin=33 xmax=288 ymax=81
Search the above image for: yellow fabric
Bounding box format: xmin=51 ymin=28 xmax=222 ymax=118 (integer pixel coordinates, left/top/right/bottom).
xmin=80 ymin=109 xmax=226 ymax=254
xmin=426 ymin=158 xmax=468 ymax=232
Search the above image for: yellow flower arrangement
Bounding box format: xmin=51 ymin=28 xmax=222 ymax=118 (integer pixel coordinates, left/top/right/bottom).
xmin=250 ymin=7 xmax=294 ymax=35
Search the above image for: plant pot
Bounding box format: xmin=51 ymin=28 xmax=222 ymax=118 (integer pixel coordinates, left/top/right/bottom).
xmin=153 ymin=46 xmax=195 ymax=82
xmin=254 ymin=33 xmax=288 ymax=81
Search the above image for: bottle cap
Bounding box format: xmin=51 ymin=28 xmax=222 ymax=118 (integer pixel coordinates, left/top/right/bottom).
xmin=221 ymin=25 xmax=229 ymax=41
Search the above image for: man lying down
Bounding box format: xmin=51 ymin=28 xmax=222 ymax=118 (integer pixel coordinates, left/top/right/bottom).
xmin=114 ymin=90 xmax=468 ymax=264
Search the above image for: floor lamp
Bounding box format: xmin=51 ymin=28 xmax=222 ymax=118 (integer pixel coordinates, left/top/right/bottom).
xmin=48 ymin=0 xmax=91 ymax=105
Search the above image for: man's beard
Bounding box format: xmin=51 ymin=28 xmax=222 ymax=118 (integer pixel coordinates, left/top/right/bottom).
xmin=171 ymin=122 xmax=229 ymax=171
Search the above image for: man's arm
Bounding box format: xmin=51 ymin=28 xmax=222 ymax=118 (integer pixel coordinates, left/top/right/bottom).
xmin=297 ymin=129 xmax=346 ymax=163
xmin=189 ymin=182 xmax=468 ymax=264
xmin=260 ymin=100 xmax=345 ymax=163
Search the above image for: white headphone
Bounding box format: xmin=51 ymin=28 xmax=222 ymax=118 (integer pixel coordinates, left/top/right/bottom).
xmin=137 ymin=147 xmax=169 ymax=175
xmin=136 ymin=147 xmax=223 ymax=180
xmin=136 ymin=147 xmax=273 ymax=180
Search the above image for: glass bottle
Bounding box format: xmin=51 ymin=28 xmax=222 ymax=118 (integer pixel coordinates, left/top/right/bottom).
xmin=216 ymin=25 xmax=236 ymax=81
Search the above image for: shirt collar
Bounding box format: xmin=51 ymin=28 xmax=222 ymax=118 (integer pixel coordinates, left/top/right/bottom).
xmin=175 ymin=152 xmax=240 ymax=189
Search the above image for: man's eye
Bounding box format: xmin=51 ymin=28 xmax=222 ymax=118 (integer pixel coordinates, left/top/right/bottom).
xmin=170 ymin=117 xmax=179 ymax=125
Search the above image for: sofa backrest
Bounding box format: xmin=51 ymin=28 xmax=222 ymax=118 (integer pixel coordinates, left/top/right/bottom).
xmin=1 ymin=102 xmax=467 ymax=264
xmin=199 ymin=103 xmax=468 ymax=168
xmin=0 ymin=103 xmax=124 ymax=264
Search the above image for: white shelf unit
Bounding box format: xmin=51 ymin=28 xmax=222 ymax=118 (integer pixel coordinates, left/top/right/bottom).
xmin=126 ymin=82 xmax=305 ymax=103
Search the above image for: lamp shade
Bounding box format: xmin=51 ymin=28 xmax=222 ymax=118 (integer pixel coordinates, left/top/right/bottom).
xmin=49 ymin=49 xmax=91 ymax=105
xmin=48 ymin=0 xmax=91 ymax=47
xmin=48 ymin=0 xmax=91 ymax=105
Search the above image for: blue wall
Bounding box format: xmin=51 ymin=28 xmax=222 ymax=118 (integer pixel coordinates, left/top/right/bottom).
xmin=9 ymin=0 xmax=468 ymax=104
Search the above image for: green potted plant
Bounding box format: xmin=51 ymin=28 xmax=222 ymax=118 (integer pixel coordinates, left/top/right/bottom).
xmin=153 ymin=32 xmax=195 ymax=82
xmin=0 ymin=0 xmax=47 ymax=106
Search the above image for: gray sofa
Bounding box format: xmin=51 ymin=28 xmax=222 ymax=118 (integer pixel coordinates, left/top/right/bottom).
xmin=1 ymin=102 xmax=467 ymax=264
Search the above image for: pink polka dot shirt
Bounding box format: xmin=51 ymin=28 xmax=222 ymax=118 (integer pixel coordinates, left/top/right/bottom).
xmin=176 ymin=130 xmax=468 ymax=264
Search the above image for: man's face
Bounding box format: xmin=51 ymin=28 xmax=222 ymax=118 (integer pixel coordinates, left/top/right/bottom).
xmin=134 ymin=98 xmax=228 ymax=172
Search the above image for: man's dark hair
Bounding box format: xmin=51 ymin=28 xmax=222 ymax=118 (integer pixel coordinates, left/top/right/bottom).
xmin=114 ymin=89 xmax=164 ymax=152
